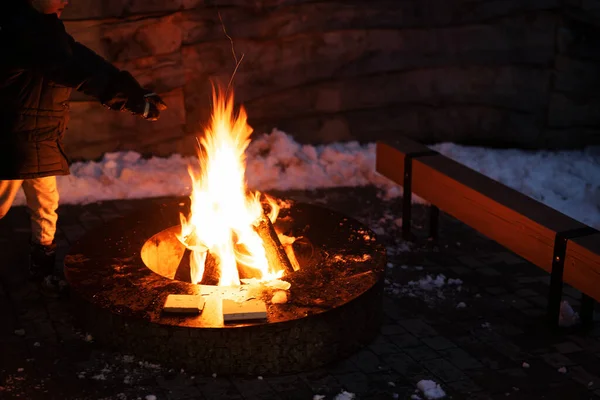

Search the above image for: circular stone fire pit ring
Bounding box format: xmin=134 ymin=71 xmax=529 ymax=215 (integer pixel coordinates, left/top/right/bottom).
xmin=64 ymin=199 xmax=386 ymax=375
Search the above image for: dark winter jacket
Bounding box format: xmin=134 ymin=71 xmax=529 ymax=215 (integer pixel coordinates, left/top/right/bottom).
xmin=0 ymin=2 xmax=148 ymax=180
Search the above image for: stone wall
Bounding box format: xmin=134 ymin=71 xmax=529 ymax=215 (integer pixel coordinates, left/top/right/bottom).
xmin=60 ymin=0 xmax=600 ymax=160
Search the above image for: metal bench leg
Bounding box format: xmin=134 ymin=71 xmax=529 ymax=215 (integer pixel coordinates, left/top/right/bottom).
xmin=580 ymin=294 xmax=595 ymax=329
xmin=429 ymin=205 xmax=440 ymax=240
xmin=548 ymin=227 xmax=597 ymax=329
xmin=401 ymin=159 xmax=414 ymax=241
xmin=401 ymin=150 xmax=438 ymax=242
xmin=547 ymin=237 xmax=567 ymax=329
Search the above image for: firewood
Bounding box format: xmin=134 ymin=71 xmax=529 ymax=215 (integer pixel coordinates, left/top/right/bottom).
xmin=163 ymin=294 xmax=205 ymax=314
xmin=222 ymin=299 xmax=267 ymax=322
xmin=253 ymin=212 xmax=295 ymax=274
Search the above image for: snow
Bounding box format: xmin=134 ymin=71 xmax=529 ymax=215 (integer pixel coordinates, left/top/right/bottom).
xmin=432 ymin=143 xmax=600 ymax=229
xmin=333 ymin=391 xmax=356 ymax=400
xmin=558 ymin=300 xmax=580 ymax=327
xmin=416 ymin=380 xmax=446 ymax=399
xmin=385 ymin=273 xmax=464 ymax=306
xmin=9 ymin=130 xmax=599 ymax=229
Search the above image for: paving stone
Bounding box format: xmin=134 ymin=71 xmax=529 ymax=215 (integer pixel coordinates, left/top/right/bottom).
xmin=486 ymin=286 xmax=507 ymax=295
xmin=349 ymin=349 xmax=382 ymax=373
xmin=383 ymin=297 xmax=404 ymax=321
xmin=493 ymin=252 xmax=525 ymax=265
xmin=403 ymin=346 xmax=439 ymax=361
xmin=398 ymin=320 xmax=438 ymax=337
xmin=463 ymin=392 xmax=494 ymax=399
xmin=492 ymin=323 xmax=524 ymax=337
xmin=334 ymin=371 xmax=370 ymax=394
xmin=155 ymin=375 xmax=203 ymax=399
xmin=382 ymin=353 xmax=427 ymax=378
xmin=450 ymin=266 xmax=471 ymax=275
xmin=199 ymin=378 xmax=243 ymax=400
xmin=457 ymin=256 xmax=485 ymax=268
xmin=490 ymin=340 xmax=527 ymax=362
xmin=554 ymin=342 xmax=583 ymax=354
xmin=477 ymin=267 xmax=502 ymax=277
xmin=232 ymin=378 xmax=281 ymax=400
xmin=421 ymin=336 xmax=456 ymax=351
xmin=265 ymin=375 xmax=314 ymax=400
xmin=540 ymin=352 xmax=577 ymax=368
xmin=498 ymin=367 xmax=528 ymax=378
xmin=387 ymin=333 xmax=421 ymax=349
xmin=368 ymin=336 xmax=401 ymax=355
xmin=508 ymin=297 xmax=533 ymax=310
xmin=447 ymin=378 xmax=483 ymax=395
xmin=564 ymin=287 xmax=582 ymax=298
xmin=327 ymin=357 xmax=359 ymax=374
xmin=567 ymin=336 xmax=600 ymax=352
xmin=568 ymin=365 xmax=599 ymax=389
xmin=439 ymin=348 xmax=484 ymax=370
xmin=420 ymin=358 xmax=468 ymax=383
xmin=300 ymin=371 xmax=340 ymax=394
xmin=380 ymin=324 xmax=407 ymax=336
xmin=513 ymin=288 xmax=539 ymax=297
xmin=521 ymin=308 xmax=545 ymax=318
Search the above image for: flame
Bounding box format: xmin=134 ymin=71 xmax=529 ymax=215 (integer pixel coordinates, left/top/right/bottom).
xmin=178 ymin=85 xmax=285 ymax=286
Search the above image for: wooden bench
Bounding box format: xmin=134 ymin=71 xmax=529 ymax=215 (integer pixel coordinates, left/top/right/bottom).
xmin=376 ymin=137 xmax=600 ymax=328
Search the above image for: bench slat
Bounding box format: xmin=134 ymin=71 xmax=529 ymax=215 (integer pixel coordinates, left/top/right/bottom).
xmin=565 ymin=234 xmax=600 ymax=303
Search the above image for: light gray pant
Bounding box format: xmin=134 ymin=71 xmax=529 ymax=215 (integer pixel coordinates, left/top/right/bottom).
xmin=0 ymin=177 xmax=59 ymax=246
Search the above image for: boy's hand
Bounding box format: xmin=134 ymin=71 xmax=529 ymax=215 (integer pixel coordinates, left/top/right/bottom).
xmin=100 ymin=71 xmax=168 ymax=121
xmin=127 ymin=92 xmax=168 ymax=121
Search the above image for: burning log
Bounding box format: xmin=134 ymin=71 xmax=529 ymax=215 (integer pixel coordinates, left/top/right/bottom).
xmin=174 ymin=248 xmax=219 ymax=285
xmin=173 ymin=249 xmax=192 ymax=283
xmin=254 ymin=212 xmax=295 ymax=274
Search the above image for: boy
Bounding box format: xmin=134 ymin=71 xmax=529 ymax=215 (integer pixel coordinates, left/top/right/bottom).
xmin=0 ymin=0 xmax=167 ymax=292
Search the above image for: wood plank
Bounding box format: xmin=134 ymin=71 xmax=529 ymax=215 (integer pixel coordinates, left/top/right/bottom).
xmin=410 ymin=155 xmax=588 ymax=273
xmin=375 ymin=140 xmax=436 ymax=186
xmin=565 ymin=234 xmax=600 ymax=303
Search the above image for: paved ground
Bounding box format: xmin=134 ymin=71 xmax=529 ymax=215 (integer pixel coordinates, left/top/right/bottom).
xmin=0 ymin=186 xmax=599 ymax=400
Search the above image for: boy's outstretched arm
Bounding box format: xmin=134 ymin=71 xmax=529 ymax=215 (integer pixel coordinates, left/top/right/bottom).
xmin=50 ymin=38 xmax=168 ymax=121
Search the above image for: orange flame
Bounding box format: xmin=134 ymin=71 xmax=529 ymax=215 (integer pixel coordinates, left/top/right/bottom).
xmin=178 ymin=85 xmax=284 ymax=286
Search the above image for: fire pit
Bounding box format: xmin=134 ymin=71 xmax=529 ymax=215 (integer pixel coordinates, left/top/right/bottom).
xmin=63 ymin=87 xmax=385 ymax=375
xmin=64 ymin=199 xmax=385 ymax=375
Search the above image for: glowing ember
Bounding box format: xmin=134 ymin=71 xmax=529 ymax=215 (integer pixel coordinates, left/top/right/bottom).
xmin=178 ymin=86 xmax=294 ymax=286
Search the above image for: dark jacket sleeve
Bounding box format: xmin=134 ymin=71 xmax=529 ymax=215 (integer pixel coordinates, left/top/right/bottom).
xmin=49 ymin=39 xmax=149 ymax=109
xmin=47 ymin=37 xmax=122 ymax=99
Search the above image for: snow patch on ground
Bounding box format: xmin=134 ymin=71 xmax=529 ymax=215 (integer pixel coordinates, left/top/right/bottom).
xmin=416 ymin=380 xmax=446 ymax=399
xmin=558 ymin=300 xmax=580 ymax=327
xmin=385 ymin=274 xmax=463 ymax=306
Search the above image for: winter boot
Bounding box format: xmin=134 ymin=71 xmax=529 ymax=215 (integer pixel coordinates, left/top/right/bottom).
xmin=29 ymin=242 xmax=65 ymax=297
xmin=29 ymin=241 xmax=56 ymax=281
